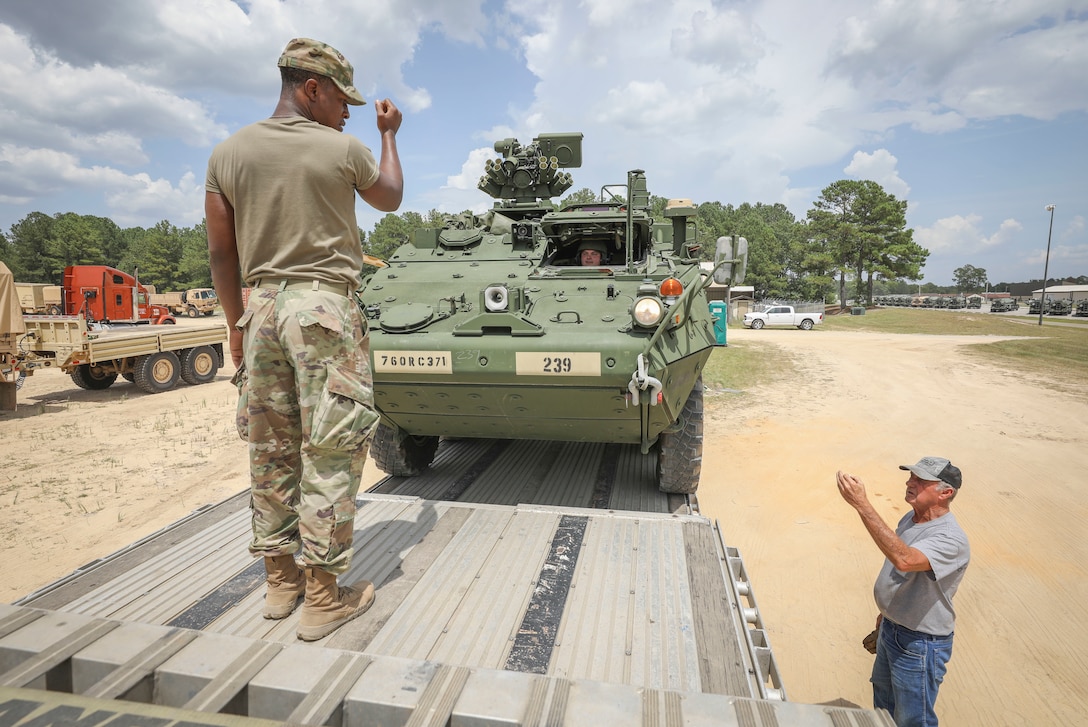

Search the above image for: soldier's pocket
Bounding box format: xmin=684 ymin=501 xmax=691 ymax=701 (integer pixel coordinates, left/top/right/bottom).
xmin=309 ymin=364 xmax=380 ymax=450
xmin=231 ymin=364 xmax=249 ymax=441
xmin=230 ymin=309 xmax=255 ymax=441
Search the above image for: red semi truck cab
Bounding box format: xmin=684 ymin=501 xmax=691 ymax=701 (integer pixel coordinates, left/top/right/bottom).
xmin=62 ymin=265 xmax=175 ymax=325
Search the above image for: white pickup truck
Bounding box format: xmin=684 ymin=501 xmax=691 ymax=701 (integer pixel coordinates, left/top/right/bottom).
xmin=743 ymin=305 xmax=823 ymax=330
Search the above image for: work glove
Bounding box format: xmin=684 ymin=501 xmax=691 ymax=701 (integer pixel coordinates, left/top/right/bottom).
xmin=862 ymin=629 xmax=879 ymax=654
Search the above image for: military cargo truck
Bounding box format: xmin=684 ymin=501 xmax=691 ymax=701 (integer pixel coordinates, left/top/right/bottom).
xmin=149 ymin=288 xmax=220 ymax=317
xmin=359 ymin=133 xmax=747 ymax=495
xmin=0 ymin=264 xmax=227 ymax=409
xmin=14 ymin=282 xmax=63 ymax=315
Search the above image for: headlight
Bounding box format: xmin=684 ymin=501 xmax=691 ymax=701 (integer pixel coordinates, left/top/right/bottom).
xmin=632 ymin=296 xmax=664 ymax=327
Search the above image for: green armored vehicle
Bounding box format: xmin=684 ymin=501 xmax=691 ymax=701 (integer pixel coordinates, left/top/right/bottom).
xmin=1075 ymin=299 xmax=1088 ymax=317
xmin=359 ymin=133 xmax=746 ymax=493
xmin=1050 ymin=298 xmax=1072 ymax=315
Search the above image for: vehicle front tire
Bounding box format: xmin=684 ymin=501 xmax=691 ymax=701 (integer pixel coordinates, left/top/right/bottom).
xmin=371 ymin=421 xmax=439 ymax=476
xmin=657 ymin=378 xmax=703 ymax=494
xmin=71 ymin=364 xmax=118 ymax=390
xmin=180 ymin=345 xmax=219 ymax=385
xmin=134 ymin=351 xmax=181 ymax=393
xmin=751 ymin=318 xmax=764 ymax=330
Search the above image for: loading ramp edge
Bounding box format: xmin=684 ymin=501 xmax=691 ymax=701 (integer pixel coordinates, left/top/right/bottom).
xmin=0 ymin=606 xmax=892 ymax=726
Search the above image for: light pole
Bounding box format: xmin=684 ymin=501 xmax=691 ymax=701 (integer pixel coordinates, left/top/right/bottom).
xmin=1039 ymin=204 xmax=1055 ymax=326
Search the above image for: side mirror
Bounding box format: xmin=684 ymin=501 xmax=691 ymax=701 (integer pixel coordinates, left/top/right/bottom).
xmin=713 ymin=236 xmax=748 ymax=285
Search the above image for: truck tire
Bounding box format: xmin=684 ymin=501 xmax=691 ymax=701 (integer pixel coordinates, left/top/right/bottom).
xmin=47 ymin=305 xmax=62 ymax=315
xmin=186 ymin=305 xmax=199 ymax=318
xmin=657 ymin=378 xmax=703 ymax=494
xmin=751 ymin=318 xmax=764 ymax=329
xmin=71 ymin=364 xmax=117 ymax=390
xmin=371 ymin=421 xmax=439 ymax=476
xmin=134 ymin=351 xmax=181 ymax=393
xmin=799 ymin=319 xmax=814 ymax=330
xmin=180 ymin=346 xmax=219 ymax=385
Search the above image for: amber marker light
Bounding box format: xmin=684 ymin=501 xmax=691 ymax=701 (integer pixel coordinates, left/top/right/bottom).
xmin=659 ymin=278 xmax=683 ymax=297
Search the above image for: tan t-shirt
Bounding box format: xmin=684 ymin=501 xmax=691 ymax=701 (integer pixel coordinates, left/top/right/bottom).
xmin=205 ymin=117 xmax=379 ymax=288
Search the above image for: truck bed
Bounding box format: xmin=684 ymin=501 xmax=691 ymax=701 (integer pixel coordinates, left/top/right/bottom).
xmin=5 ymin=439 xmax=890 ymax=725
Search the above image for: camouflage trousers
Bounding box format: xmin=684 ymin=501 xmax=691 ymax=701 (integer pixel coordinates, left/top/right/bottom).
xmin=233 ymin=286 xmax=378 ymax=574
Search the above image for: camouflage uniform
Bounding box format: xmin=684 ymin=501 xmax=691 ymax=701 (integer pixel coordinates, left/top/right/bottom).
xmin=233 ymin=286 xmax=377 ymax=574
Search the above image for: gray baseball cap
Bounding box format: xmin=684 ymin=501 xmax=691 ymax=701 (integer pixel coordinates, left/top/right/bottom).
xmin=900 ymin=456 xmax=962 ymax=489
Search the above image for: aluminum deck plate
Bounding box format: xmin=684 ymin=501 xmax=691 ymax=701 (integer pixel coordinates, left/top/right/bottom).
xmin=7 ymin=438 xmax=891 ymax=725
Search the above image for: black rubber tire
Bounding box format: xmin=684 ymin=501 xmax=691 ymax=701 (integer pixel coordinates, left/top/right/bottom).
xmin=657 ymin=378 xmax=704 ymax=494
xmin=800 ymin=319 xmax=814 ymax=330
xmin=122 ymin=372 xmax=136 ymax=382
xmin=134 ymin=351 xmax=181 ymax=393
xmin=751 ymin=318 xmax=764 ymax=330
xmin=371 ymin=421 xmax=439 ymax=476
xmin=180 ymin=345 xmax=219 ymax=385
xmin=70 ymin=364 xmax=117 ymax=390
xmin=186 ymin=306 xmax=199 ymax=318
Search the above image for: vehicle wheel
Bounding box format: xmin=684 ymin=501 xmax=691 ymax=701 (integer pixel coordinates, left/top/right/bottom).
xmin=371 ymin=421 xmax=439 ymax=476
xmin=122 ymin=372 xmax=136 ymax=382
xmin=186 ymin=306 xmax=199 ymax=318
xmin=751 ymin=319 xmax=764 ymax=330
xmin=70 ymin=364 xmax=118 ymax=390
xmin=134 ymin=351 xmax=181 ymax=393
xmin=657 ymin=378 xmax=703 ymax=494
xmin=800 ymin=319 xmax=814 ymax=330
xmin=180 ymin=345 xmax=219 ymax=385
xmin=47 ymin=305 xmax=62 ymax=315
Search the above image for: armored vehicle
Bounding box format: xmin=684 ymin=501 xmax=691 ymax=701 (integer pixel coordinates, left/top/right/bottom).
xmin=1075 ymin=299 xmax=1088 ymax=317
xmin=1050 ymin=298 xmax=1072 ymax=315
xmin=1027 ymin=298 xmax=1050 ymax=315
xmin=359 ymin=133 xmax=747 ymax=493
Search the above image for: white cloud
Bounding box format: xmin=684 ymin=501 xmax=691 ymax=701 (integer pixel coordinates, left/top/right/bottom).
xmin=843 ymin=149 xmax=910 ymax=198
xmin=916 ymin=215 xmax=1023 ymax=254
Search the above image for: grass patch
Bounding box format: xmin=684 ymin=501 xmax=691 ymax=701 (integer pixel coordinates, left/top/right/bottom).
xmin=818 ymin=308 xmax=1088 ymax=396
xmin=703 ymin=339 xmax=798 ymax=394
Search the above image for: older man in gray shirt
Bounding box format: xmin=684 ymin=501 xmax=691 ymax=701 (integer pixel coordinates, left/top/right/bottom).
xmin=837 ymin=457 xmax=970 ymax=727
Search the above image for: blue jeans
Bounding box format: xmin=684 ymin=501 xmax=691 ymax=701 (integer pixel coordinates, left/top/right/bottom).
xmin=871 ymin=619 xmax=953 ymax=727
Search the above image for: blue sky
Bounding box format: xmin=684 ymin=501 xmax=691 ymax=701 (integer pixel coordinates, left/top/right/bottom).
xmin=0 ymin=0 xmax=1085 ymax=286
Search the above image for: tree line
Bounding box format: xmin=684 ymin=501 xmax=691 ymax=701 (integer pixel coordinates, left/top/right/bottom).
xmin=0 ymin=179 xmax=1038 ymax=304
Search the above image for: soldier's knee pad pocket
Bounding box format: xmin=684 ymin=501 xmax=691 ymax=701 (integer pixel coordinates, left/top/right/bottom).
xmin=310 ymin=364 xmax=379 ymax=450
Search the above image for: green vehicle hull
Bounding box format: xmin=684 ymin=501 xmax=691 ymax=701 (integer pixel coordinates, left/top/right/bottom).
xmin=360 ymin=134 xmax=743 ymax=493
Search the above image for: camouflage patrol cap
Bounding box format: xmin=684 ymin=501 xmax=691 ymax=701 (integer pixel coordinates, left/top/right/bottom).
xmin=277 ymin=38 xmax=366 ymax=106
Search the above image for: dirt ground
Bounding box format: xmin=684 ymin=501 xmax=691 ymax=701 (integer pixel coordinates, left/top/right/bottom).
xmin=2 ymin=320 xmax=1086 ymax=724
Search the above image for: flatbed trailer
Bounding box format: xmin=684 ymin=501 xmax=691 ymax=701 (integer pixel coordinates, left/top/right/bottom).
xmin=4 ymin=439 xmax=890 ymax=725
xmin=0 ymin=316 xmax=227 ymax=408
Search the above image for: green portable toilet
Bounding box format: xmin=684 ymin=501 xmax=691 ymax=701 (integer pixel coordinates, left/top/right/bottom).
xmin=709 ymin=301 xmax=728 ymax=345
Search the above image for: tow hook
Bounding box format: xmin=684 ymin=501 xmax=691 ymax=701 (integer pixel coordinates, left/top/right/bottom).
xmin=627 ymin=353 xmax=662 ymax=406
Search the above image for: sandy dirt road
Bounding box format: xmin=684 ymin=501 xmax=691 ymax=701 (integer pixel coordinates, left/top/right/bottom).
xmin=2 ymin=321 xmax=1086 ymax=724
xmin=698 ymin=324 xmax=1088 ymax=725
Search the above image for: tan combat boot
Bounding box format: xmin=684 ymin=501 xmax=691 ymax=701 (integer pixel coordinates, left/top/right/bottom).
xmin=296 ymin=567 xmax=375 ymax=641
xmin=262 ymin=554 xmax=305 ymax=619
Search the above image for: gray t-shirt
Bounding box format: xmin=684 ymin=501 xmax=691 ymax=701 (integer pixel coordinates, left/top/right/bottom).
xmin=874 ymin=511 xmax=969 ymax=636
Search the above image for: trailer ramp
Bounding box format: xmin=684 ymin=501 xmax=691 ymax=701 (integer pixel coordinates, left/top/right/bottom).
xmin=8 ymin=438 xmax=892 ymax=725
